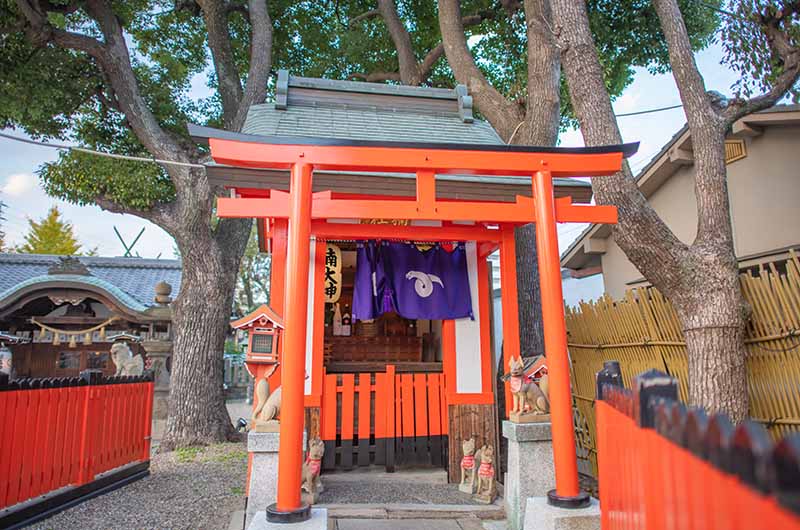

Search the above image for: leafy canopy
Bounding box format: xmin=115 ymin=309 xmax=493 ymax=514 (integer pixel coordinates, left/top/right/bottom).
xmin=0 ymin=0 xmax=721 ymax=213
xmin=16 ymin=205 xmax=95 ymax=255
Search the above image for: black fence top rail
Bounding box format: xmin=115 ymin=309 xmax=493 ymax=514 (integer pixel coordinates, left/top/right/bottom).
xmin=596 ymin=363 xmax=800 ymax=516
xmin=0 ymin=370 xmax=154 ymax=391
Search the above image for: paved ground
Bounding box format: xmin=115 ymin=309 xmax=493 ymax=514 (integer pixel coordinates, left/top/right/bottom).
xmin=333 ymin=518 xmax=506 ymax=530
xmin=32 ymin=443 xmax=248 ymax=530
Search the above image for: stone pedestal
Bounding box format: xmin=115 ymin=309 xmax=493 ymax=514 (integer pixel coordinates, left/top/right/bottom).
xmin=503 ymin=420 xmax=555 ymax=530
xmin=142 ymin=340 xmax=172 ymax=420
xmin=247 ymin=508 xmax=327 ymax=530
xmin=247 ymin=430 xmax=307 ymax=523
xmin=523 ymin=496 xmax=600 ymax=530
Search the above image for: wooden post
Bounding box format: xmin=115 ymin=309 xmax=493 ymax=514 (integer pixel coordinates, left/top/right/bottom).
xmin=532 ymin=170 xmax=590 ymax=507
xmin=271 ymin=163 xmax=313 ymax=523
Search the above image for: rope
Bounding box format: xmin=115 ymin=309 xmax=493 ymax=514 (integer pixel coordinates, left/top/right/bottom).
xmin=31 ymin=316 xmax=119 ymax=336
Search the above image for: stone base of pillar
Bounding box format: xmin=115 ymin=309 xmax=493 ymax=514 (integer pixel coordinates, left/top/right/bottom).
xmin=247 ymin=508 xmax=327 ymax=530
xmin=247 ymin=430 xmax=307 ymax=523
xmin=152 ymin=389 xmax=170 ymax=420
xmin=523 ymin=496 xmax=599 ymax=530
xmin=502 ymin=420 xmax=555 ymax=530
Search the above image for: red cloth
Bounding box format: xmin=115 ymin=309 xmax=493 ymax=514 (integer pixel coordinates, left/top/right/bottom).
xmin=461 ymin=455 xmax=475 ymax=469
xmin=478 ymin=462 xmax=494 ymax=478
xmin=306 ymin=456 xmax=321 ymax=476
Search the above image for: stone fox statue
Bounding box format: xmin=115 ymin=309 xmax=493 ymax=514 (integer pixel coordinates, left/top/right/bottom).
xmin=252 ymin=364 xmax=281 ymax=427
xmin=301 ymin=438 xmax=325 ymax=498
xmin=110 ymin=342 xmax=144 ymax=376
xmin=459 ymin=437 xmax=483 ymax=493
xmin=508 ymin=356 xmax=549 ymax=415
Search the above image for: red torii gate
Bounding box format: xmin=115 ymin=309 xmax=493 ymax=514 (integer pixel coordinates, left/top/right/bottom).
xmin=191 ymin=124 xmax=636 ymax=522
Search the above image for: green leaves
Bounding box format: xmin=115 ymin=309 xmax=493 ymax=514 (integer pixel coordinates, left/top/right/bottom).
xmin=39 ymin=150 xmax=175 ymax=211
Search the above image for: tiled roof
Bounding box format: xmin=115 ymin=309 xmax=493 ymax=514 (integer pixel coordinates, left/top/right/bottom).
xmin=0 ymin=253 xmax=182 ymax=310
xmin=242 ymin=102 xmax=504 ymax=145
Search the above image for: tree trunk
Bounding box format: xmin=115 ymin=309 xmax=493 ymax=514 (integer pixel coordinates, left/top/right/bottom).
xmin=160 ymin=171 xmax=252 ymax=449
xmin=551 ymin=0 xmax=749 ymax=421
xmin=515 ymin=224 xmax=545 ymax=357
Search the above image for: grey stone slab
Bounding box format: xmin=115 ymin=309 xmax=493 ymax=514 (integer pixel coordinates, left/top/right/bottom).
xmin=336 ymin=519 xmax=462 ymax=530
xmin=503 ymin=421 xmax=555 ymax=530
xmin=523 ymin=497 xmax=600 ymax=530
xmin=247 ymin=509 xmax=328 ymax=530
xmin=502 ymin=421 xmax=552 ymax=443
xmin=247 ymin=430 xmax=307 ymax=519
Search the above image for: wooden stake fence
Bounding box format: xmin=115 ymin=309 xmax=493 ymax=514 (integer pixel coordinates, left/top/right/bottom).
xmin=567 ymin=250 xmax=800 ymax=478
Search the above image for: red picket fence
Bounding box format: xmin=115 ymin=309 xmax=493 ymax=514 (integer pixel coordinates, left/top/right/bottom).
xmin=596 ymin=364 xmax=800 ymax=530
xmin=0 ymin=372 xmax=153 ymax=515
xmin=320 ymin=365 xmax=448 ymax=471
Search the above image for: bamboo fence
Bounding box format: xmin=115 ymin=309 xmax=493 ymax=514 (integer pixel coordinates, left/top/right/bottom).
xmin=566 ymin=250 xmax=800 ymax=478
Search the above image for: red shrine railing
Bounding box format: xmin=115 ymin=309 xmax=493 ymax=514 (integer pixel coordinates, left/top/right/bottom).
xmin=595 ymin=363 xmax=800 ymax=530
xmin=320 ymin=365 xmax=448 ymax=472
xmin=0 ymin=371 xmax=153 ymax=525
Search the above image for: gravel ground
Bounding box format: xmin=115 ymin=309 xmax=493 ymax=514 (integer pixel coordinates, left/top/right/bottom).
xmin=32 ymin=443 xmax=248 ymax=530
xmin=319 ymin=480 xmax=484 ymax=505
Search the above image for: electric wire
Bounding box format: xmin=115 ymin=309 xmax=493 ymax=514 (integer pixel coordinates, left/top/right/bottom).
xmin=0 ymin=131 xmax=204 ymax=169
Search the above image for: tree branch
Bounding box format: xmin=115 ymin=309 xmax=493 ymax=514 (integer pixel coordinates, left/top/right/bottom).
xmin=197 ymin=0 xmax=244 ymax=129
xmin=349 ymin=8 xmax=380 ymax=26
xmin=376 ymin=0 xmax=423 ymax=85
xmin=721 ymin=3 xmax=800 ymax=124
xmin=437 ymin=0 xmax=523 ymax=139
xmin=348 ymin=71 xmax=402 ymax=82
xmin=230 ymin=0 xmax=273 ymax=131
xmin=550 ymin=0 xmax=689 ymax=296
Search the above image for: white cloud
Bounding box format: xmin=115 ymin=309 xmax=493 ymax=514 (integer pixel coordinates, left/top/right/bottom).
xmin=1 ymin=173 xmax=37 ymax=197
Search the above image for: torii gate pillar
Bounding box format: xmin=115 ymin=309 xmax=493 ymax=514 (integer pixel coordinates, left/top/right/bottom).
xmin=267 ymin=163 xmax=314 ymax=523
xmin=533 ymin=169 xmax=590 ymax=507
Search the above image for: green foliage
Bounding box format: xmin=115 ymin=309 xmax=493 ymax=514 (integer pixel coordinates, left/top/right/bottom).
xmin=16 ymin=205 xmax=95 ymax=255
xmin=40 ymin=151 xmax=175 ymax=211
xmin=234 ymin=224 xmax=270 ymax=315
xmin=720 ymin=0 xmax=800 ymax=102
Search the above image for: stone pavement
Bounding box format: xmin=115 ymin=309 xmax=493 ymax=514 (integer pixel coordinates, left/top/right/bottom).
xmin=333 ymin=519 xmax=507 ymax=530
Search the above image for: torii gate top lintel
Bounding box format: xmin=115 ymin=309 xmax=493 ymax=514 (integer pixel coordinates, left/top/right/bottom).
xmin=190 ymin=122 xmax=636 ymax=516
xmin=190 ymin=123 xmax=638 ymax=177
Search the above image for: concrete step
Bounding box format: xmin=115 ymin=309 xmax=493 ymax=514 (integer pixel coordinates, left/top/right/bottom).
xmin=322 ymin=501 xmax=505 ymax=520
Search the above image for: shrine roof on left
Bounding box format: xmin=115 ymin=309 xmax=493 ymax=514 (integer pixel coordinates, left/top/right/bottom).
xmin=0 ymin=253 xmax=182 ymax=313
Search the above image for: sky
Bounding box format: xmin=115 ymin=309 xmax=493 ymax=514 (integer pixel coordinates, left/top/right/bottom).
xmin=0 ymin=41 xmax=741 ymax=259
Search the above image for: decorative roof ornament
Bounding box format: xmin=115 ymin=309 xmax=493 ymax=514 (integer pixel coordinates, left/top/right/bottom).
xmin=455 ymin=85 xmax=474 ymax=123
xmin=48 ymin=256 xmax=91 ymax=276
xmin=154 ymin=281 xmax=173 ymax=305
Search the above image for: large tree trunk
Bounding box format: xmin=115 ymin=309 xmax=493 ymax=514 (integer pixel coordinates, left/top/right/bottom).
xmin=551 ymin=0 xmax=749 ymax=421
xmin=515 ymin=224 xmax=545 ymax=357
xmin=160 ymin=170 xmax=253 ymax=449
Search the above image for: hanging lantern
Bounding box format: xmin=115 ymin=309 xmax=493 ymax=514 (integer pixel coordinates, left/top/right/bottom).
xmin=83 ymin=332 xmax=92 ymax=345
xmin=68 ymin=335 xmax=77 ymax=348
xmin=53 ymin=334 xmax=61 ymax=346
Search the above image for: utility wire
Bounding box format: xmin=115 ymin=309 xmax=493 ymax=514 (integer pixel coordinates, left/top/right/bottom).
xmin=615 ymin=103 xmax=683 ymax=117
xmin=2 ymin=101 xmax=685 ymax=169
xmin=0 ymin=131 xmax=204 ymax=169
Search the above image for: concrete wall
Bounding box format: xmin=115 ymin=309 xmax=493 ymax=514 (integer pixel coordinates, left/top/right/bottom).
xmin=600 ymin=124 xmax=800 ymax=299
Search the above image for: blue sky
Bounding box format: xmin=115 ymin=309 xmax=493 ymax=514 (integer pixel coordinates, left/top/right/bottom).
xmin=0 ymin=42 xmax=740 ymax=258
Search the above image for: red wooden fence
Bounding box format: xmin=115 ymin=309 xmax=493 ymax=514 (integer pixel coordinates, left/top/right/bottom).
xmin=0 ymin=372 xmax=153 ymax=512
xmin=596 ymin=366 xmax=800 ymax=530
xmin=320 ymin=365 xmax=448 ymax=471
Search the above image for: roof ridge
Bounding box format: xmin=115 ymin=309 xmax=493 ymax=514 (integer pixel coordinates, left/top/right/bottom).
xmin=287 ymin=75 xmax=458 ymax=100
xmin=0 ymin=253 xmax=182 ymax=269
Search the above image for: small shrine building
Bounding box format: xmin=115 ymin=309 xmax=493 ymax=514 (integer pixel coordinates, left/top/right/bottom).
xmin=198 ymin=71 xmax=633 ymax=520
